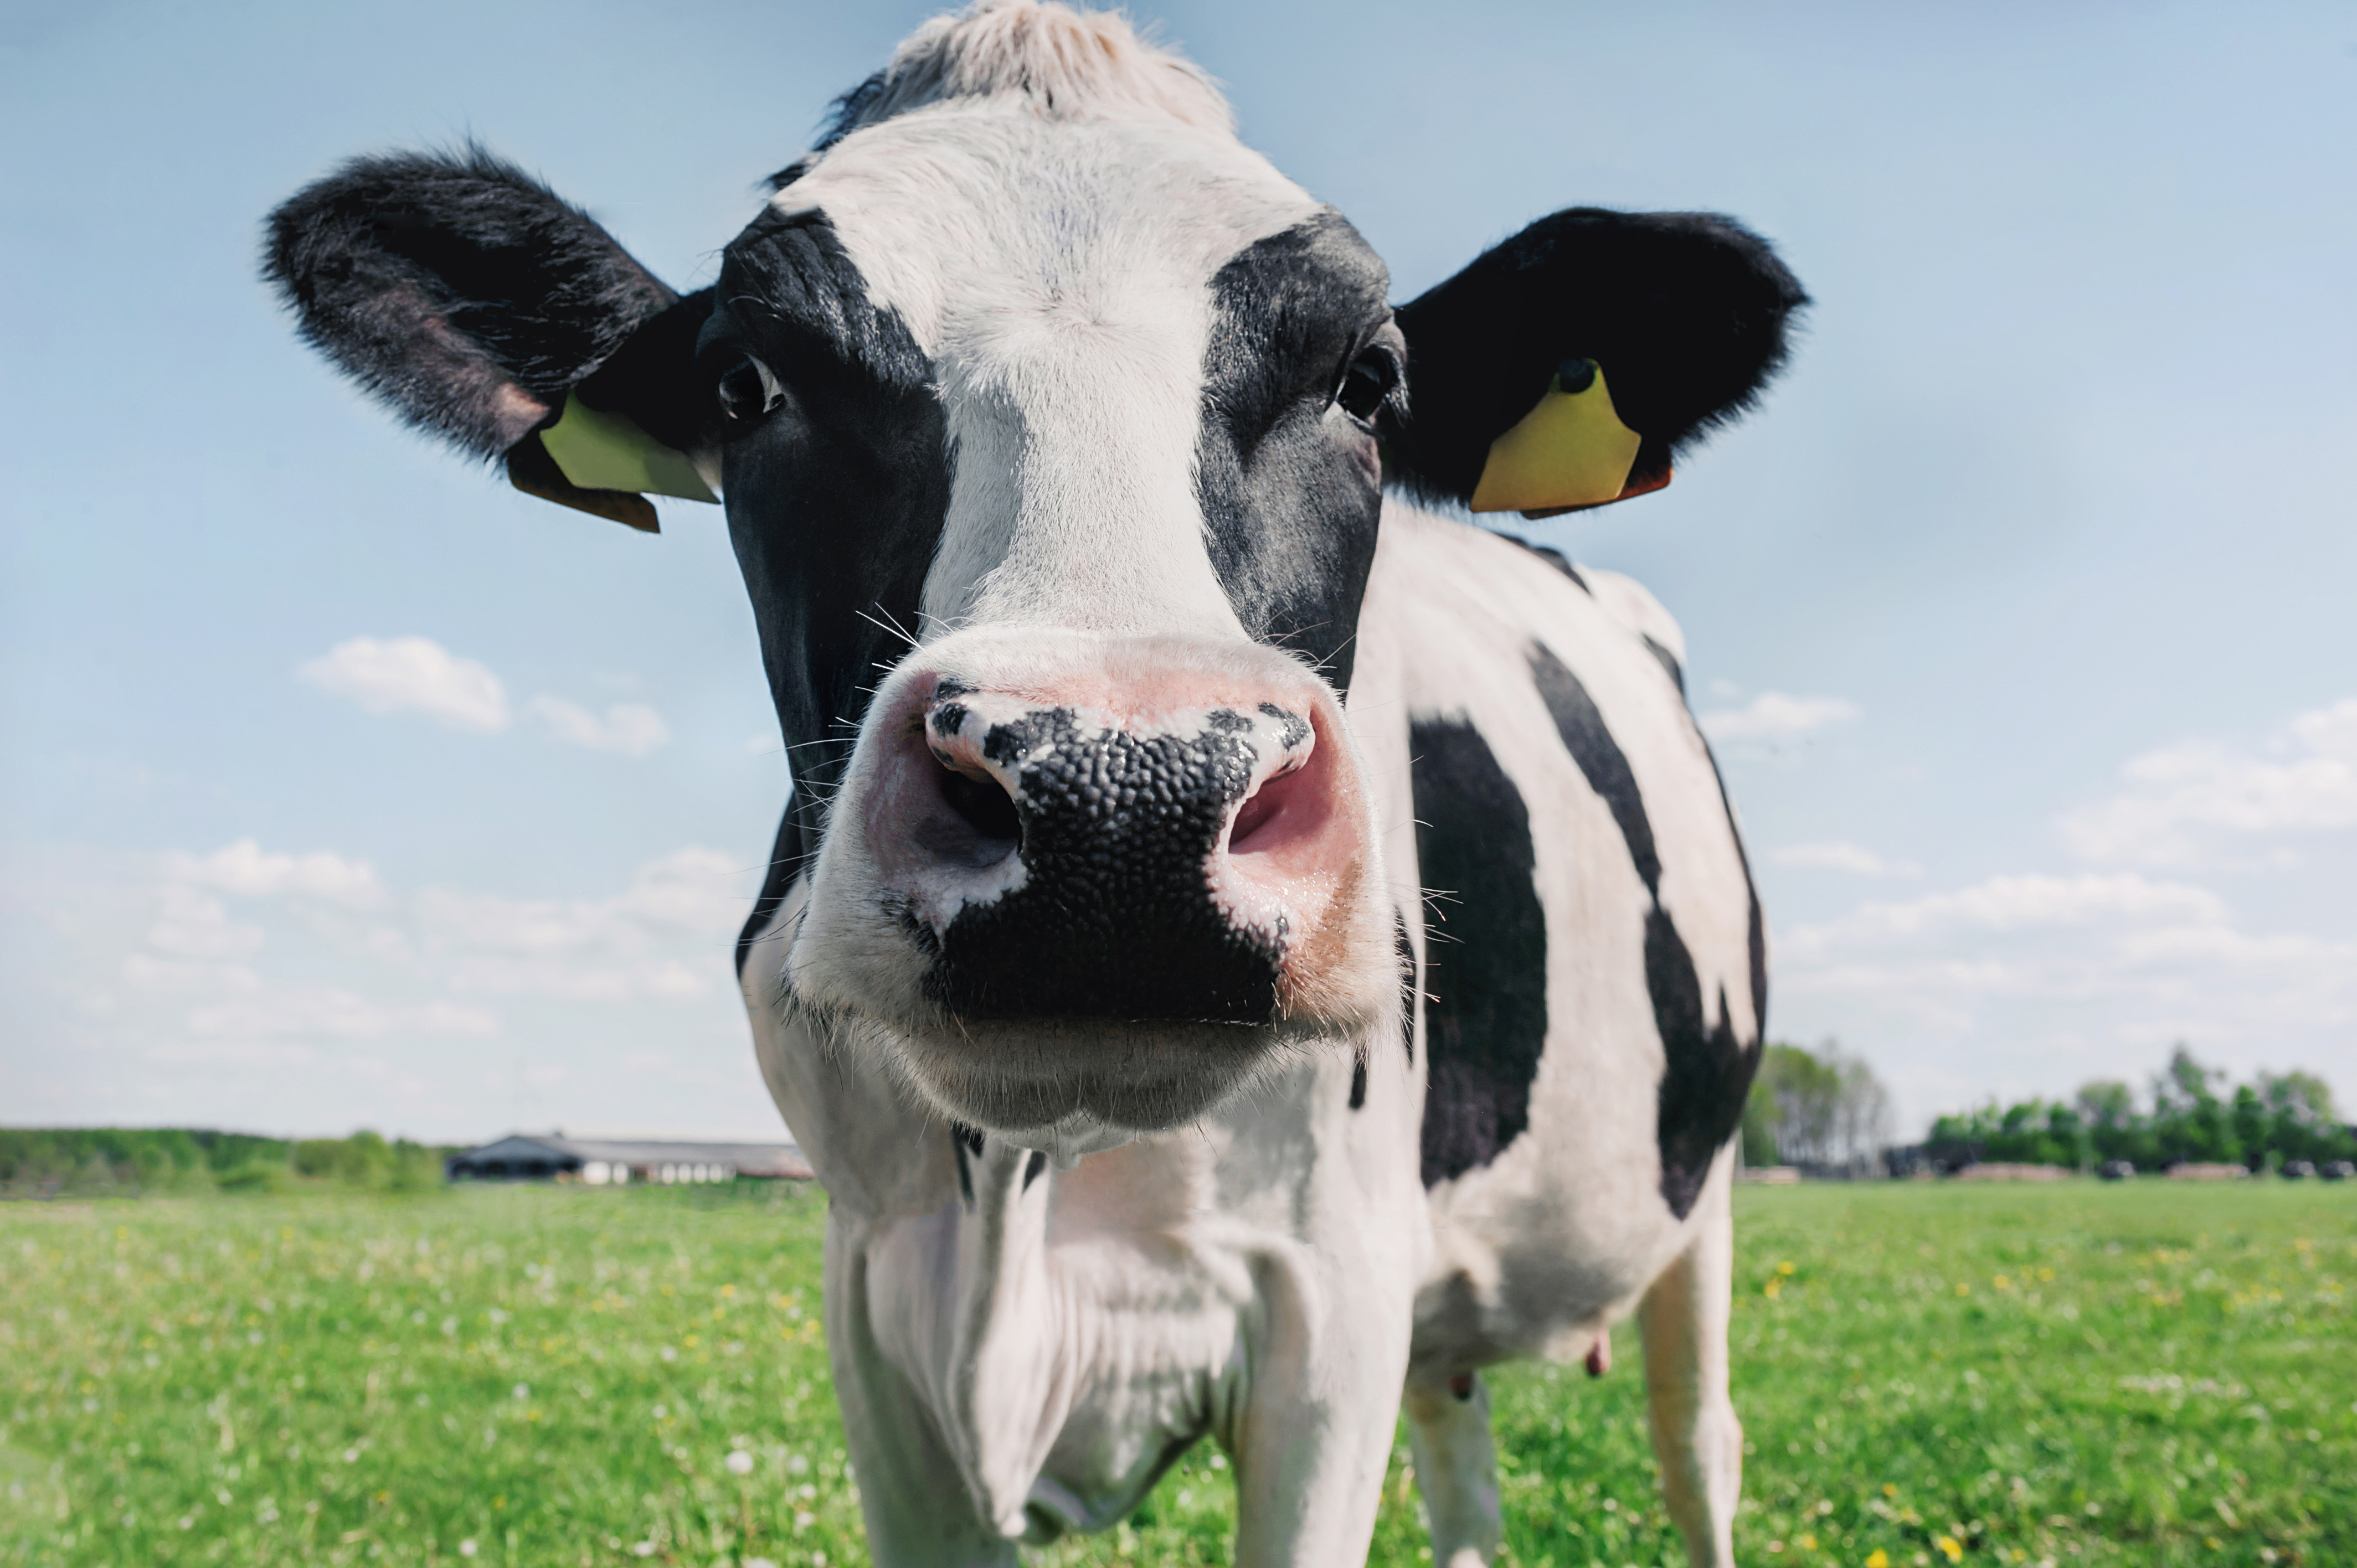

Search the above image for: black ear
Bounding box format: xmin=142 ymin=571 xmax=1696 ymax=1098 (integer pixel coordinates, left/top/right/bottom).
xmin=263 ymin=143 xmax=714 ymax=532
xmin=1383 ymin=209 xmax=1807 ymax=518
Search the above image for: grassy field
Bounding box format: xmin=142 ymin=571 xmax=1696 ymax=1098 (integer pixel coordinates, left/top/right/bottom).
xmin=1 ymin=1180 xmax=2348 ymax=1568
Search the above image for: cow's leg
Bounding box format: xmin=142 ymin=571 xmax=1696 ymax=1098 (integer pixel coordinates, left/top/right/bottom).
xmin=1226 ymin=1242 xmax=1412 ymax=1568
xmin=1636 ymin=1158 xmax=1742 ymax=1568
xmin=1404 ymin=1368 xmax=1502 ymax=1568
xmin=824 ymin=1214 xmax=1018 ymax=1568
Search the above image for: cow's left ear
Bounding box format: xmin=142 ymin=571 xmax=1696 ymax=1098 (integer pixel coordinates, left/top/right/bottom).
xmin=1382 ymin=209 xmax=1807 ymax=518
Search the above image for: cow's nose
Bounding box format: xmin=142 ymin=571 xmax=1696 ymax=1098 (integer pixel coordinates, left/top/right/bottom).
xmin=870 ymin=683 xmax=1339 ymax=1024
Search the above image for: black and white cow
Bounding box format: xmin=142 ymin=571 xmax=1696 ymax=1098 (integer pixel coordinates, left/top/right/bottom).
xmin=264 ymin=4 xmax=1804 ymax=1562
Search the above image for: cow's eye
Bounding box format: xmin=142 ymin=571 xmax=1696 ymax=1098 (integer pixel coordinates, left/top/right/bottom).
xmin=1335 ymin=348 xmax=1398 ymax=422
xmin=716 ymin=355 xmax=785 ymax=422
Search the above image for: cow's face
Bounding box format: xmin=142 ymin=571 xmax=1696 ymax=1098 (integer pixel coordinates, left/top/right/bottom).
xmin=263 ymin=0 xmax=1804 ymax=1151
xmin=704 ymin=96 xmax=1404 ymax=1144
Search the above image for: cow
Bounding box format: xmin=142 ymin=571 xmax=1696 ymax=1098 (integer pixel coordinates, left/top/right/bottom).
xmin=262 ymin=3 xmax=1805 ymax=1563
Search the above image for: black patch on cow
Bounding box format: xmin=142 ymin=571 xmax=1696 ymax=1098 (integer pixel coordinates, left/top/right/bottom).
xmin=707 ymin=206 xmax=950 ymax=964
xmin=1196 ymin=211 xmax=1395 ymax=693
xmin=932 ymin=706 xmax=1282 ymax=1023
xmin=1410 ymin=719 xmax=1548 ymax=1188
xmin=261 ymin=142 xmax=682 ymax=461
xmin=1349 ymin=1056 xmax=1368 ymax=1111
xmin=1528 ymin=646 xmax=1660 ymax=895
xmin=1640 ymin=634 xmax=1685 ymax=696
xmin=1393 ymin=910 xmax=1417 ymax=1066
xmin=1493 ymin=530 xmax=1590 ymax=593
xmin=1383 ymin=208 xmax=1808 ymax=511
xmin=1527 ymin=642 xmax=1759 ymax=1218
xmin=951 ymin=1122 xmax=984 ymax=1203
xmin=1023 ymin=1149 xmax=1048 ymax=1190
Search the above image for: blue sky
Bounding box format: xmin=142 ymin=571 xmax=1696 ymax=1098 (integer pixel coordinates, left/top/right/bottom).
xmin=3 ymin=0 xmax=2352 ymax=1142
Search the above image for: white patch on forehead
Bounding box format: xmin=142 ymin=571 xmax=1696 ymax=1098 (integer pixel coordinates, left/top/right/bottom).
xmin=770 ymin=105 xmax=1321 ymax=641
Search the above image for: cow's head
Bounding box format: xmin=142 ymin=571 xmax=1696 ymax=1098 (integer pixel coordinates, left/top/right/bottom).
xmin=265 ymin=0 xmax=1803 ymax=1151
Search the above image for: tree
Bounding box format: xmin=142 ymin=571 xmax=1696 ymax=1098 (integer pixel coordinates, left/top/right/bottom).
xmin=1742 ymin=1041 xmax=1892 ymax=1170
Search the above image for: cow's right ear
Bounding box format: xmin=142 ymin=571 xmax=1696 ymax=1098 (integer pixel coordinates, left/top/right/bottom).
xmin=263 ymin=145 xmax=716 ymax=534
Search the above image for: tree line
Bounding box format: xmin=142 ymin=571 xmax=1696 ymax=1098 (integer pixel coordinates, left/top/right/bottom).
xmin=0 ymin=1127 xmax=454 ymax=1197
xmin=1924 ymin=1046 xmax=2353 ymax=1172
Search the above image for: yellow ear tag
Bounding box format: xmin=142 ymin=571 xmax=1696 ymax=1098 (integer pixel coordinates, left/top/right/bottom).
xmin=1468 ymin=359 xmax=1643 ymax=514
xmin=538 ymin=390 xmax=718 ymax=504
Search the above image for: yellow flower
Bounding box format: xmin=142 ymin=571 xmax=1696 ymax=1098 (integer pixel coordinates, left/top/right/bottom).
xmin=1765 ymin=1280 xmax=1783 ymax=1299
xmin=1778 ymin=1261 xmax=1798 ymax=1276
xmin=1954 ymin=1283 xmax=1971 ymax=1297
xmin=1800 ymin=1534 xmax=1818 ymax=1550
xmin=1993 ymin=1275 xmax=2011 ymax=1290
xmin=1866 ymin=1552 xmax=1889 ymax=1568
xmin=1882 ymin=1484 xmax=1898 ymax=1498
xmin=1936 ymin=1536 xmax=1964 ymax=1561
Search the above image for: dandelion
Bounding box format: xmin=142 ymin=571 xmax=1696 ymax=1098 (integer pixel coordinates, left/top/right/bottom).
xmin=726 ymin=1450 xmax=755 ymax=1476
xmin=1866 ymin=1551 xmax=1889 ymax=1568
xmin=1936 ymin=1536 xmax=1964 ymax=1561
xmin=632 ymin=1543 xmax=655 ymax=1558
xmin=1777 ymin=1261 xmax=1797 ymax=1276
xmin=511 ymin=1383 xmax=529 ymax=1401
xmin=458 ymin=1541 xmax=478 ymax=1558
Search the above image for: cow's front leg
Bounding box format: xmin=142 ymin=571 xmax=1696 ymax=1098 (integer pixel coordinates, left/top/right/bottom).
xmin=824 ymin=1213 xmax=1018 ymax=1568
xmin=1404 ymin=1368 xmax=1503 ymax=1568
xmin=1636 ymin=1154 xmax=1743 ymax=1568
xmin=1226 ymin=1241 xmax=1411 ymax=1568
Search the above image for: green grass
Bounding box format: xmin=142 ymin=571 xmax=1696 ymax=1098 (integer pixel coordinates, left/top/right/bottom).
xmin=2 ymin=1182 xmax=2350 ymax=1567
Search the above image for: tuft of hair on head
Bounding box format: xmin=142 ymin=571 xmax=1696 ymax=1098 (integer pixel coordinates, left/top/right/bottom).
xmin=822 ymin=0 xmax=1232 ymax=149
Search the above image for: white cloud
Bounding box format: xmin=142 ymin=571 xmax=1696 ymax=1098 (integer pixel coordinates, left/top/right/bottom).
xmin=168 ymin=839 xmax=383 ymax=908
xmin=1788 ymin=873 xmax=2227 ymax=951
xmin=183 ymin=985 xmax=498 ymax=1042
xmin=531 ymin=695 xmax=670 ymax=757
xmin=300 ymin=636 xmax=511 ymax=732
xmin=147 ymin=885 xmax=265 ymax=960
xmin=2059 ymin=697 xmax=2357 ymax=866
xmin=1769 ymin=840 xmax=1923 ymax=878
xmin=123 ymin=954 xmax=262 ymax=994
xmin=1696 ymin=691 xmax=1861 ymax=742
xmin=418 ymin=847 xmax=745 ymax=1000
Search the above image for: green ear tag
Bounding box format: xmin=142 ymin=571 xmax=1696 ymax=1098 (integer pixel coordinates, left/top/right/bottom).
xmin=538 ymin=391 xmax=718 ymax=504
xmin=1468 ymin=359 xmax=1643 ymax=514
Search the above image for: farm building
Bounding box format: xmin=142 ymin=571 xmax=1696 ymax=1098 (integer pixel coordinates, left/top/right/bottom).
xmin=445 ymin=1132 xmax=812 ymax=1185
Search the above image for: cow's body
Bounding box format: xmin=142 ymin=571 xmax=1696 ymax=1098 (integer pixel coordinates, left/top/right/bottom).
xmin=263 ymin=4 xmax=1802 ymax=1563
xmin=738 ymin=504 xmax=1758 ymax=1563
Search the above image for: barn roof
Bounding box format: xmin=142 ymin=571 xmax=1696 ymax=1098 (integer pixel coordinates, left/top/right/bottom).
xmin=449 ymin=1132 xmax=812 ymax=1178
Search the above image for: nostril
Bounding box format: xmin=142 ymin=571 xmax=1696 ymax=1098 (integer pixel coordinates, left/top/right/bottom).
xmin=939 ymin=759 xmax=1021 ymax=844
xmin=1228 ymin=762 xmax=1309 ymax=855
